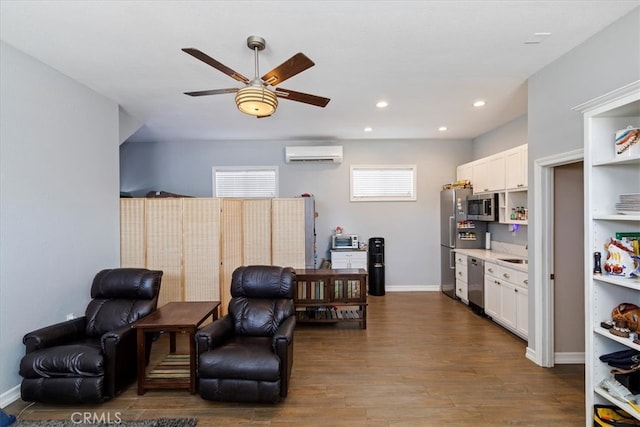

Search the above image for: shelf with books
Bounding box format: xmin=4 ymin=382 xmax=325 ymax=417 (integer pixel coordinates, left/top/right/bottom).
xmin=294 ymin=268 xmax=368 ymax=329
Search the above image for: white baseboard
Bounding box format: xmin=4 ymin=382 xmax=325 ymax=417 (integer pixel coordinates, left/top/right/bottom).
xmin=384 ymin=285 xmax=439 ymax=292
xmin=1 ymin=384 xmax=20 ymax=408
xmin=525 ymin=346 xmax=537 ymax=365
xmin=554 ymin=352 xmax=585 ymax=364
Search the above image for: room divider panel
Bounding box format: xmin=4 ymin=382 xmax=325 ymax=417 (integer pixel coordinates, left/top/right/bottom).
xmin=120 ymin=197 xmax=308 ymax=314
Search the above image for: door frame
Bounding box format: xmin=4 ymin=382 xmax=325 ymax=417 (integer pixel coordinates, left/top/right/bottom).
xmin=532 ymin=148 xmax=583 ymax=368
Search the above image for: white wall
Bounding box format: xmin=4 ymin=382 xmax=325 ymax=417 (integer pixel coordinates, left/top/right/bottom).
xmin=120 ymin=138 xmax=473 ymax=289
xmin=527 ymin=8 xmax=640 ymax=359
xmin=0 ymin=42 xmax=120 ymax=403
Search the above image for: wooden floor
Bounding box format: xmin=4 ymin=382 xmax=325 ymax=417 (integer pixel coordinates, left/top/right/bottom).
xmin=7 ymin=292 xmax=585 ymax=426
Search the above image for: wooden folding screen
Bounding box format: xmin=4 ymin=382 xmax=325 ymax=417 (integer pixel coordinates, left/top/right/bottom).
xmin=120 ymin=197 xmax=307 ymax=311
xmin=182 ymin=198 xmax=220 ymax=302
xmin=272 ymin=198 xmax=306 ymax=269
xmin=145 ymin=199 xmax=183 ymax=307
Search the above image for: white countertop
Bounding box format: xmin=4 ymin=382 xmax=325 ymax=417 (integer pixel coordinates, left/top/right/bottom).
xmin=454 ymin=248 xmax=528 ymax=272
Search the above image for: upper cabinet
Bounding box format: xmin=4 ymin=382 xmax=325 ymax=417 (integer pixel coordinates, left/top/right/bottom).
xmin=505 ymin=145 xmax=528 ymax=189
xmin=457 ymin=144 xmax=528 ymax=194
xmin=456 ymin=162 xmax=473 ymax=183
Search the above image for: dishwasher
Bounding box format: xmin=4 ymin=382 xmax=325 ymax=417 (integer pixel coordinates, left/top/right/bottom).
xmin=468 ymin=257 xmax=485 ymax=315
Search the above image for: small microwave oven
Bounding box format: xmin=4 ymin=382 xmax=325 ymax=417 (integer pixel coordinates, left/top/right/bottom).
xmin=467 ymin=193 xmax=498 ymax=221
xmin=332 ymin=234 xmax=359 ymax=249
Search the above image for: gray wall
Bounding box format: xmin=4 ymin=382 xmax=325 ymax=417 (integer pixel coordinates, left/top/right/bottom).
xmin=0 ymin=42 xmax=120 ymax=402
xmin=527 ymin=8 xmax=640 ymax=357
xmin=120 ymin=138 xmax=473 ymax=289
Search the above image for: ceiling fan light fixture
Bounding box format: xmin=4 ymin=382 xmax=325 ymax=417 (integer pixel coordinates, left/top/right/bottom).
xmin=235 ymin=86 xmax=278 ymax=117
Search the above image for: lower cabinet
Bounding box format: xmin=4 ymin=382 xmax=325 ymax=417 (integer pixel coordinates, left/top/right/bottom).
xmin=455 ymin=253 xmax=468 ymax=304
xmin=330 ymin=250 xmax=367 ymax=270
xmin=484 ymin=262 xmax=528 ymax=339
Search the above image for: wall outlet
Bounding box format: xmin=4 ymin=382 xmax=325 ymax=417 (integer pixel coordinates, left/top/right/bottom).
xmin=66 ymin=313 xmax=75 ymax=320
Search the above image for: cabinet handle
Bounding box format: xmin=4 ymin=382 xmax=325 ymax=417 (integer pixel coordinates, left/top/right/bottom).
xmin=503 ymin=273 xmax=510 ymax=279
xmin=488 ymin=268 xmax=494 ymax=273
xmin=524 ymin=279 xmax=528 ymax=285
xmin=495 ymin=280 xmax=500 ymax=285
xmin=515 ymin=288 xmax=519 ymax=293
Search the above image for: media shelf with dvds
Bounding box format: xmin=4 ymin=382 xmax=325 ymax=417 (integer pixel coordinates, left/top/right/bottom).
xmin=294 ymin=268 xmax=368 ymax=329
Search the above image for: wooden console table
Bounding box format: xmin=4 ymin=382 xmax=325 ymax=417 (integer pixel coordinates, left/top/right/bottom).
xmin=294 ymin=269 xmax=368 ymax=329
xmin=133 ymin=301 xmax=220 ymax=394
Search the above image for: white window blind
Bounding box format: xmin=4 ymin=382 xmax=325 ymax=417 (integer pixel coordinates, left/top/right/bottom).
xmin=212 ymin=167 xmax=279 ymax=198
xmin=350 ymin=165 xmax=417 ymax=202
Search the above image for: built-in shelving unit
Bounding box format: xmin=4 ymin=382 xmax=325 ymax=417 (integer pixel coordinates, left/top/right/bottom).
xmin=294 ymin=269 xmax=368 ymax=329
xmin=574 ymin=80 xmax=640 ymax=426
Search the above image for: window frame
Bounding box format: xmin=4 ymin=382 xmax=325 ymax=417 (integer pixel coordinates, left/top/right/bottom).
xmin=212 ymin=166 xmax=279 ymax=198
xmin=350 ymin=164 xmax=417 ymax=202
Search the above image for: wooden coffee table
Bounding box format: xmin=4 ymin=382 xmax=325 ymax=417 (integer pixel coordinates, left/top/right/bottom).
xmin=133 ymin=301 xmax=220 ymax=395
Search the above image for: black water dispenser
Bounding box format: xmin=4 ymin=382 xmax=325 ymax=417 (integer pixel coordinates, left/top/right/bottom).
xmin=368 ymin=237 xmax=385 ymax=296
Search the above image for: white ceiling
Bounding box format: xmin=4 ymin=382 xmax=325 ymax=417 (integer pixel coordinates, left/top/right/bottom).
xmin=1 ymin=1 xmax=638 ymax=143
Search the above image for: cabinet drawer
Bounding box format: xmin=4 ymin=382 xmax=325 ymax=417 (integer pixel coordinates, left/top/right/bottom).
xmin=485 ymin=262 xmax=500 ymax=278
xmin=512 ymin=270 xmax=528 ymax=288
xmin=456 ymin=265 xmax=468 ymax=282
xmin=456 ymin=279 xmax=468 ymax=302
xmin=455 ymin=254 xmax=468 ymax=266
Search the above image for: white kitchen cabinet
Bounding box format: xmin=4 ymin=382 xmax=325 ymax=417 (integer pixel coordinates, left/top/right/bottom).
xmin=505 ymin=144 xmax=528 ymax=189
xmin=486 ymin=153 xmax=506 ymax=192
xmin=484 ymin=261 xmax=528 ymax=340
xmin=516 ymin=286 xmax=529 ymax=338
xmin=455 ymin=253 xmax=468 ymax=304
xmin=331 ymin=250 xmax=367 ymax=270
xmin=574 ymin=81 xmax=640 ymax=425
xmin=466 ymin=145 xmax=527 ymax=194
xmin=456 ymin=162 xmax=473 ymax=183
xmin=471 ymin=159 xmax=488 ymax=194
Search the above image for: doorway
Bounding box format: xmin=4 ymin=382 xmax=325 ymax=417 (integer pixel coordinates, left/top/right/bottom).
xmin=532 ymin=149 xmax=584 ymax=368
xmin=553 ymin=161 xmax=584 ymax=363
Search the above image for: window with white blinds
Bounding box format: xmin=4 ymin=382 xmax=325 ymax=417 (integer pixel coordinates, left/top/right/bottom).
xmin=350 ymin=165 xmax=417 ymax=202
xmin=212 ymin=167 xmax=279 ymax=198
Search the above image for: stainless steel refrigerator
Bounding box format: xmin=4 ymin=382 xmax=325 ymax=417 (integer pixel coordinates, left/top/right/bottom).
xmin=440 ymin=188 xmax=486 ymax=298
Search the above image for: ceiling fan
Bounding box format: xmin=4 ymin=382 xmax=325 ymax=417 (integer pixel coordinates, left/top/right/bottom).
xmin=182 ymin=35 xmax=330 ymax=118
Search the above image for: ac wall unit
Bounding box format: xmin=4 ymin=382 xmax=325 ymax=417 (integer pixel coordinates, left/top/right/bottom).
xmin=285 ymin=146 xmax=343 ymax=163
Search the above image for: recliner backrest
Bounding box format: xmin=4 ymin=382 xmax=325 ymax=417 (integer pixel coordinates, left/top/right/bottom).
xmin=85 ymin=268 xmax=163 ymax=337
xmin=228 ymin=265 xmax=295 ymax=337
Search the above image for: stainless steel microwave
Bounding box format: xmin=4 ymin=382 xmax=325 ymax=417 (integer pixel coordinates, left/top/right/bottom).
xmin=467 ymin=193 xmax=498 ymax=221
xmin=332 ymin=234 xmax=359 ymax=249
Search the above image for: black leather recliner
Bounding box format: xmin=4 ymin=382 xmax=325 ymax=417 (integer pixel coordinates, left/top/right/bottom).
xmin=196 ymin=265 xmax=296 ymax=403
xmin=19 ymin=268 xmax=163 ymax=403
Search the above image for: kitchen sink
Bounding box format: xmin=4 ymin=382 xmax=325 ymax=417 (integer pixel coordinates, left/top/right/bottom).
xmin=499 ymin=258 xmax=528 ymax=265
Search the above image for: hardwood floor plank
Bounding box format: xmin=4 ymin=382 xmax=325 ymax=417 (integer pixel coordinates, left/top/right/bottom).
xmin=6 ymin=292 xmax=584 ymax=426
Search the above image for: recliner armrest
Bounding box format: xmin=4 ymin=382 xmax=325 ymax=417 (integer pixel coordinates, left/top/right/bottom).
xmin=273 ymin=315 xmax=296 ymax=348
xmin=195 ymin=315 xmax=234 ymax=354
xmin=23 ymin=316 xmax=87 ymax=353
xmin=101 ymin=324 xmax=134 ymax=354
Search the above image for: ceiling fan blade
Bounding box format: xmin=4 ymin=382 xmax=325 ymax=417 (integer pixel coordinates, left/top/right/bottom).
xmin=275 ymin=88 xmax=330 ymax=107
xmin=184 ymin=88 xmax=239 ymax=97
xmin=182 ymin=48 xmax=249 ymax=83
xmin=261 ymin=53 xmax=315 ymax=86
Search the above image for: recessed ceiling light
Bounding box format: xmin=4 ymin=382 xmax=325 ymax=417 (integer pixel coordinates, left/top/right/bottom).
xmin=524 ymin=32 xmax=552 ymax=44
xmin=364 ymin=127 xmax=373 ymax=132
xmin=376 ymin=101 xmax=388 ymax=108
xmin=473 ymin=100 xmax=486 ymax=108
xmin=438 ymin=126 xmax=447 ymax=132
